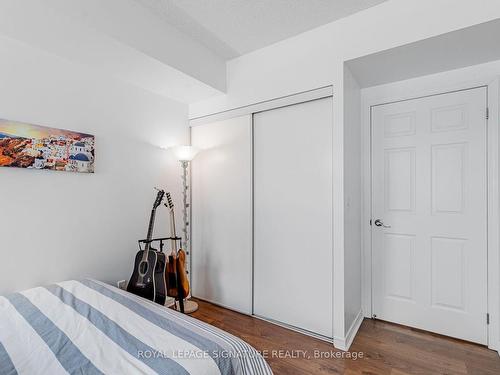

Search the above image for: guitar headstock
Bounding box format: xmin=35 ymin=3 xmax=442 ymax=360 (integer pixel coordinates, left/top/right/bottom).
xmin=165 ymin=192 xmax=174 ymax=211
xmin=153 ymin=189 xmax=165 ymax=209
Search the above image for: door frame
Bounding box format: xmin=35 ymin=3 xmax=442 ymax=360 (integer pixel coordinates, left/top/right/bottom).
xmin=361 ymin=70 xmax=500 ymax=352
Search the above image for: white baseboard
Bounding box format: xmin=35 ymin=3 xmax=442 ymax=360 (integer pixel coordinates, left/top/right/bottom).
xmin=192 ymin=296 xmax=251 ymax=316
xmin=253 ymin=314 xmax=333 ymax=344
xmin=333 ymin=310 xmax=364 ymax=351
xmin=488 ymin=341 xmax=500 ymax=353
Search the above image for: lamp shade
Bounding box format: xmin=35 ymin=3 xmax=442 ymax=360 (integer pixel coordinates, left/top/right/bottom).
xmin=170 ymin=145 xmax=200 ymax=161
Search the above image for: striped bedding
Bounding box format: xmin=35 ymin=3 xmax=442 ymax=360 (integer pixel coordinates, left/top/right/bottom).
xmin=0 ymin=279 xmax=273 ymax=375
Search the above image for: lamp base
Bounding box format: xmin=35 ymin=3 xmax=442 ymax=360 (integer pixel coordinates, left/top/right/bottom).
xmin=183 ymin=299 xmax=199 ymax=314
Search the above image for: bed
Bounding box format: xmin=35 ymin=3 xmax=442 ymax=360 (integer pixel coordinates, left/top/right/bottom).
xmin=0 ymin=279 xmax=273 ymax=375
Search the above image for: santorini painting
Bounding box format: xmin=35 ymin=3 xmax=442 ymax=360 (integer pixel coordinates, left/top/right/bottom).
xmin=0 ymin=119 xmax=94 ymax=173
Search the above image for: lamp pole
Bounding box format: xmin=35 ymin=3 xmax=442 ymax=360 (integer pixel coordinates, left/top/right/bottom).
xmin=179 ymin=159 xmax=198 ymax=313
xmin=170 ymin=145 xmax=200 ymax=313
xmin=180 ymin=160 xmax=191 ymax=280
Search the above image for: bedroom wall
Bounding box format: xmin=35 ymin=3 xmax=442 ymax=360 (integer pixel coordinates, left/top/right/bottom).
xmin=343 ymin=66 xmax=362 ymax=338
xmin=190 ymin=0 xmax=500 ymax=118
xmin=188 ymin=0 xmax=500 ymax=348
xmin=0 ymin=36 xmax=189 ymax=294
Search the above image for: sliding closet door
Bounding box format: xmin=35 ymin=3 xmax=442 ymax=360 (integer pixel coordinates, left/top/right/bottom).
xmin=253 ymin=98 xmax=333 ymax=338
xmin=191 ymin=115 xmax=252 ymax=314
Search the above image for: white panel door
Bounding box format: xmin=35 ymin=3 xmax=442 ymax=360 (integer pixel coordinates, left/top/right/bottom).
xmin=372 ymin=87 xmax=488 ymax=344
xmin=191 ymin=115 xmax=252 ymax=314
xmin=253 ymin=97 xmax=333 ymax=338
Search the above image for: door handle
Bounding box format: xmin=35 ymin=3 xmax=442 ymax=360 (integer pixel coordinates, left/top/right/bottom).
xmin=374 ymin=219 xmax=391 ymax=228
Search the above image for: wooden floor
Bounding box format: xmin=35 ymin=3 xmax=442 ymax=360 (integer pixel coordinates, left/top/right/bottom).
xmin=191 ymin=299 xmax=500 ymax=375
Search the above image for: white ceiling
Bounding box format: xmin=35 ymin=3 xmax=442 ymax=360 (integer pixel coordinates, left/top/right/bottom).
xmin=135 ymin=0 xmax=388 ymax=59
xmin=0 ymin=0 xmax=226 ymax=104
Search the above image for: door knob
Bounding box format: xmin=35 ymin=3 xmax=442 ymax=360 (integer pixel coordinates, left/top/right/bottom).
xmin=374 ymin=219 xmax=391 ymax=228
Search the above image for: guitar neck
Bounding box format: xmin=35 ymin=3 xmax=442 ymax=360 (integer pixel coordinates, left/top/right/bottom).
xmin=169 ymin=209 xmax=177 ymax=253
xmin=142 ymin=208 xmax=156 ymax=259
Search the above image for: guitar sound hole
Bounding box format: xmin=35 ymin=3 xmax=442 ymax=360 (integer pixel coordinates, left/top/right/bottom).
xmin=139 ymin=261 xmax=149 ymax=275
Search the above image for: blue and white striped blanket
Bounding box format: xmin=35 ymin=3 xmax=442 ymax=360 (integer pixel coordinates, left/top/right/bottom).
xmin=0 ymin=279 xmax=273 ymax=375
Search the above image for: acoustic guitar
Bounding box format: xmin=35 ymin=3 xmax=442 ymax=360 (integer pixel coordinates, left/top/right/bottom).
xmin=127 ymin=190 xmax=167 ymax=304
xmin=164 ymin=192 xmax=190 ymax=299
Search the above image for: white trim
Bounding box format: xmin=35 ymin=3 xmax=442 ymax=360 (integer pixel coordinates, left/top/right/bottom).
xmin=361 ymin=82 xmax=372 ymax=320
xmin=189 ymin=86 xmax=333 ymax=126
xmin=333 ymin=310 xmax=364 ymax=351
xmin=252 ymin=315 xmax=333 ymax=344
xmin=487 ymin=78 xmax=500 ymax=353
xmin=192 ymin=296 xmax=253 ymax=317
xmin=361 ymin=66 xmax=500 ymax=354
xmin=332 ymin=64 xmax=345 ymax=351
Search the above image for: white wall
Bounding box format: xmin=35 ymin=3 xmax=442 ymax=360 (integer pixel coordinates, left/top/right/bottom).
xmin=189 ymin=0 xmax=500 ymax=347
xmin=0 ymin=36 xmax=189 ymax=294
xmin=343 ymin=67 xmax=362 ymax=336
xmin=190 ymin=0 xmax=500 ymax=118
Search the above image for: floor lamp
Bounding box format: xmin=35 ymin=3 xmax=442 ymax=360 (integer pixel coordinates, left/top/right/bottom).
xmin=171 ymin=145 xmax=200 ymax=313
